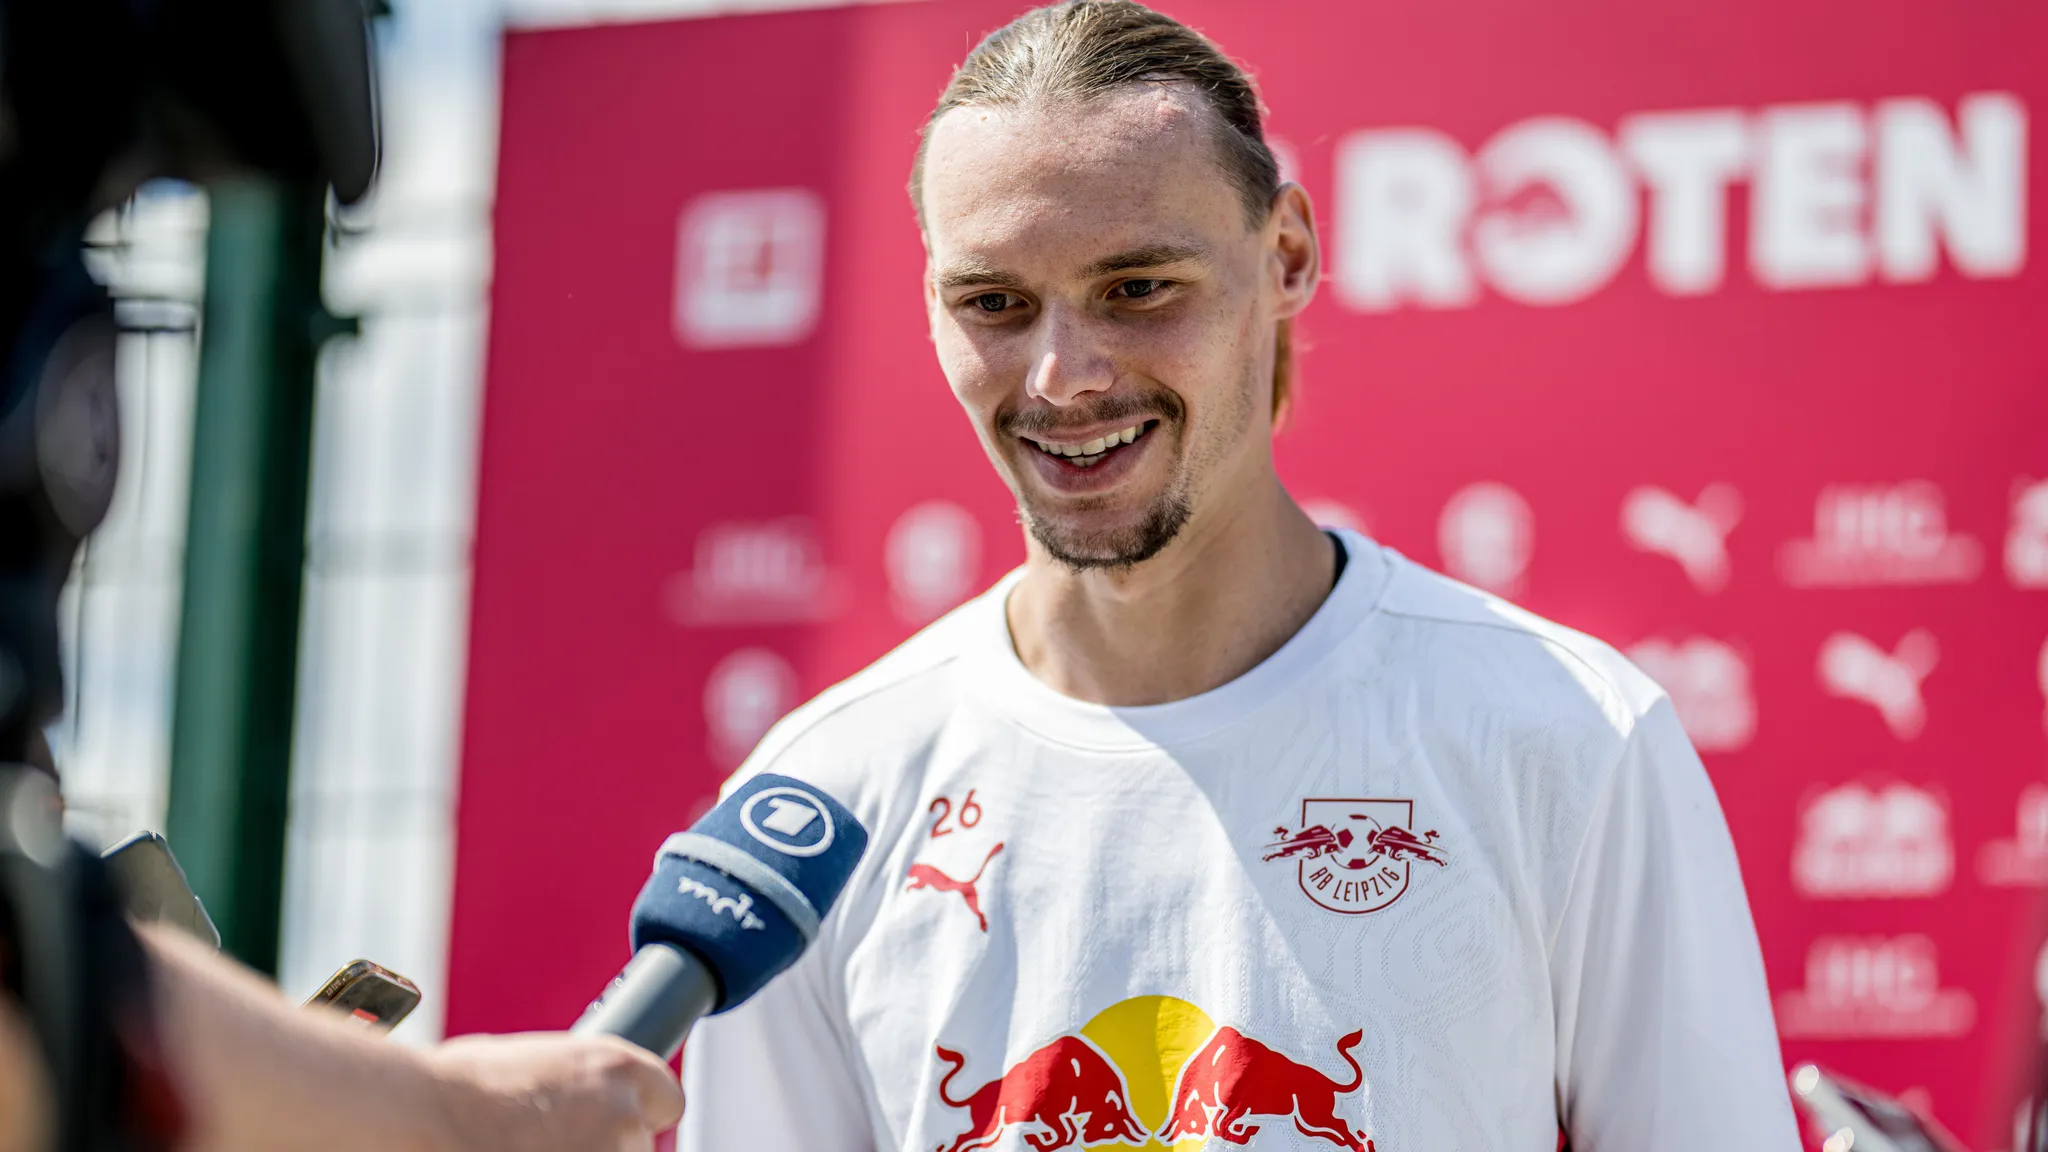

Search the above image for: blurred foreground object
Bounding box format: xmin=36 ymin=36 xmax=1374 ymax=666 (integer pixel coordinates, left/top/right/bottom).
xmin=0 ymin=0 xmax=380 ymax=763
xmin=1790 ymin=1064 xmax=1967 ymax=1152
xmin=99 ymin=833 xmax=219 ymax=951
xmin=1 ymin=0 xmax=380 ymax=1147
xmin=141 ymin=924 xmax=684 ymax=1152
xmin=302 ymin=958 xmax=421 ymax=1033
xmin=0 ymin=989 xmax=52 ymax=1152
xmin=2 ymin=8 xmax=691 ymax=1149
xmin=0 ymin=770 xmax=182 ymax=1152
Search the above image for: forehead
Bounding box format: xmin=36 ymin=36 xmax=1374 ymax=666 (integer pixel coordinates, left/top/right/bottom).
xmin=920 ymin=86 xmax=1249 ymax=272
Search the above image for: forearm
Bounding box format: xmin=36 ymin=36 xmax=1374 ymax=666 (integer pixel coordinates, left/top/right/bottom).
xmin=0 ymin=993 xmax=52 ymax=1152
xmin=139 ymin=925 xmax=462 ymax=1152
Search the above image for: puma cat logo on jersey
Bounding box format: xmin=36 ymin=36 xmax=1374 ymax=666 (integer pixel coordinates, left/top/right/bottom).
xmin=906 ymin=842 xmax=1004 ymax=931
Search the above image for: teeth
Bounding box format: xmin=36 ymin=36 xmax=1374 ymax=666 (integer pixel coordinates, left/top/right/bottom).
xmin=1029 ymin=422 xmax=1148 ymax=458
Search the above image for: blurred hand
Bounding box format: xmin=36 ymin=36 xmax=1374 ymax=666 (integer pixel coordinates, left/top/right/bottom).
xmin=425 ymin=1032 xmax=684 ymax=1152
xmin=0 ymin=994 xmax=51 ymax=1152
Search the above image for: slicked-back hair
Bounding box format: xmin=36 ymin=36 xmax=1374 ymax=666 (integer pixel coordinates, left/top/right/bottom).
xmin=912 ymin=0 xmax=1296 ymax=420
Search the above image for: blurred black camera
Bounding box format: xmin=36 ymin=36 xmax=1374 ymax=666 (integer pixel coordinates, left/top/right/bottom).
xmin=0 ymin=1 xmax=378 ymax=1147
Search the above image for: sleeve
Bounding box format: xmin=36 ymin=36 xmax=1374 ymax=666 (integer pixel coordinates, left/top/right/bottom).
xmin=677 ymin=933 xmax=875 ymax=1152
xmin=1550 ymin=697 xmax=1801 ymax=1150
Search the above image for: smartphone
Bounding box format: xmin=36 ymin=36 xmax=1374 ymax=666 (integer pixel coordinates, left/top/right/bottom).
xmin=305 ymin=959 xmax=422 ymax=1033
xmin=100 ymin=831 xmax=221 ymax=949
xmin=1790 ymin=1064 xmax=1966 ymax=1152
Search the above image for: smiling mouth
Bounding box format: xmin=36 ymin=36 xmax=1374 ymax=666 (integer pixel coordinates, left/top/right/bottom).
xmin=1022 ymin=420 xmax=1157 ymax=468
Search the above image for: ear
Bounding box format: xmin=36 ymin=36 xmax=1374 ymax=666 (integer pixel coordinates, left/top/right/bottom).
xmin=1267 ymin=182 xmax=1320 ymax=321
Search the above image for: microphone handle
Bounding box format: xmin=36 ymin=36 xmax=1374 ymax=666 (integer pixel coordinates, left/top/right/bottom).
xmin=571 ymin=943 xmax=720 ymax=1060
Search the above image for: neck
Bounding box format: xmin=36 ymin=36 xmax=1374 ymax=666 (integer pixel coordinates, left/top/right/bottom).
xmin=1005 ymin=477 xmax=1336 ymax=706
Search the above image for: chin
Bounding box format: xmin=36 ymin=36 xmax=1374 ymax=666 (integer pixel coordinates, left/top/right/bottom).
xmin=1024 ymin=494 xmax=1192 ymax=572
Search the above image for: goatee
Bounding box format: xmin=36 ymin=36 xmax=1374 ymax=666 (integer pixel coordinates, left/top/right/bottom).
xmin=1024 ymin=488 xmax=1192 ymax=571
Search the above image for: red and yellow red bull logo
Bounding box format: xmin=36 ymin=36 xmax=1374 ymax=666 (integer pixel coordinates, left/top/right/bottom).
xmin=931 ymin=995 xmax=1374 ymax=1152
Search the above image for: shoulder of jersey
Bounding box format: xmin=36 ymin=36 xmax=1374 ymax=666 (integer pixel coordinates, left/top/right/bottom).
xmin=1370 ymin=548 xmax=1667 ymax=741
xmin=718 ymin=583 xmax=995 ymax=807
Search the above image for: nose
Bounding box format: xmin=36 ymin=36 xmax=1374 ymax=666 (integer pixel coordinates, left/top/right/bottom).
xmin=1025 ymin=305 xmax=1115 ymax=407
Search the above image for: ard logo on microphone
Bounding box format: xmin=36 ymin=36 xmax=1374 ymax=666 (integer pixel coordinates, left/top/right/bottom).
xmin=740 ymin=786 xmax=837 ymax=857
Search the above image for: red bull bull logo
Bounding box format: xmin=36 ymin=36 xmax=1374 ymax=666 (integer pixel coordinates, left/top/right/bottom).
xmin=932 ymin=1036 xmax=1147 ymax=1152
xmin=1266 ymin=798 xmax=1450 ymax=915
xmin=932 ymin=996 xmax=1374 ymax=1151
xmin=1159 ymin=1026 xmax=1372 ymax=1151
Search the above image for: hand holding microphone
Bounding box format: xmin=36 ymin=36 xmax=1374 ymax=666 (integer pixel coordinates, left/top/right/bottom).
xmin=574 ymin=773 xmax=870 ymax=1059
xmin=425 ymin=1031 xmax=684 ymax=1152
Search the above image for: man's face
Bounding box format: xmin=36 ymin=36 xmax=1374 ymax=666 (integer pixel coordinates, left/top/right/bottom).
xmin=919 ymin=87 xmax=1311 ymax=570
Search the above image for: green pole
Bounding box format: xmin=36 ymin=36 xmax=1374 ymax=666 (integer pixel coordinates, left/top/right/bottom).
xmin=163 ymin=177 xmax=334 ymax=974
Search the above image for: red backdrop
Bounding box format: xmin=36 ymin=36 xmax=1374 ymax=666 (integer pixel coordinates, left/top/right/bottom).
xmin=453 ymin=1 xmax=2048 ymax=1144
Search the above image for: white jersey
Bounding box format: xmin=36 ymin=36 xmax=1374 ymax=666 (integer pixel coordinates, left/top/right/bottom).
xmin=678 ymin=533 xmax=1798 ymax=1152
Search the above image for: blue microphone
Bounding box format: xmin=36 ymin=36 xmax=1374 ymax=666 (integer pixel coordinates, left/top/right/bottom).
xmin=571 ymin=773 xmax=869 ymax=1058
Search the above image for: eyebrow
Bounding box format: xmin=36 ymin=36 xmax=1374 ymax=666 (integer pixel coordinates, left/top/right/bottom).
xmin=1079 ymin=243 xmax=1208 ymax=279
xmin=933 ymin=261 xmax=1030 ymax=291
xmin=932 ymin=242 xmax=1211 ymax=292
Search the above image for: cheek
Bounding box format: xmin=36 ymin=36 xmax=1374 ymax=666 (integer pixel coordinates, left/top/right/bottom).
xmin=936 ymin=325 xmax=1020 ymax=414
xmin=1140 ymin=302 xmax=1250 ymax=414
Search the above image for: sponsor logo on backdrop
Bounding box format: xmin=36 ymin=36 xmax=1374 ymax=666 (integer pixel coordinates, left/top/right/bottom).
xmin=2011 ymin=479 xmax=2048 ymax=588
xmin=1620 ymin=483 xmax=1741 ymax=592
xmin=1437 ymin=482 xmax=1532 ymax=596
xmin=703 ymin=647 xmax=798 ymax=765
xmin=1775 ymin=934 xmax=1976 ymax=1040
xmin=1778 ymin=481 xmax=1983 ymax=588
xmin=931 ymin=995 xmax=1373 ymax=1152
xmin=1264 ymin=799 xmax=1449 ymax=916
xmin=1793 ymin=781 xmax=1952 ymax=899
xmin=2040 ymin=637 xmax=2048 ymax=734
xmin=1817 ymin=629 xmax=1939 ymax=740
xmin=1302 ymin=498 xmax=1369 ymax=537
xmin=673 ymin=188 xmax=825 ymax=349
xmin=1334 ymin=93 xmax=2026 ymax=310
xmin=886 ymin=501 xmax=983 ymax=625
xmin=1977 ymin=784 xmax=2048 ymax=887
xmin=1624 ymin=636 xmax=1756 ymax=752
xmin=664 ymin=517 xmax=844 ymax=626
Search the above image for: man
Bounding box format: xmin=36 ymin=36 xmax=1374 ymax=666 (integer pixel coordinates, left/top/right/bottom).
xmin=679 ymin=2 xmax=1798 ymax=1148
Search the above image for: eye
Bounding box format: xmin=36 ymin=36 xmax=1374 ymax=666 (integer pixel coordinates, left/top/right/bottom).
xmin=971 ymin=292 xmax=1014 ymax=313
xmin=1112 ymin=279 xmax=1166 ymax=300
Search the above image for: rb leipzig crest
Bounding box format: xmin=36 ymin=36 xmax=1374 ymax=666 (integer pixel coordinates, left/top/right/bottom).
xmin=1264 ymin=799 xmax=1449 ymax=915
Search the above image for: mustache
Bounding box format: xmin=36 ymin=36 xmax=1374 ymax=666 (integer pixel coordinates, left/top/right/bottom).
xmin=997 ymin=392 xmax=1183 ymax=438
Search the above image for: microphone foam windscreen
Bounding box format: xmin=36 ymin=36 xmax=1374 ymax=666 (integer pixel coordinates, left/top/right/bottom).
xmin=629 ymin=773 xmax=868 ymax=1012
